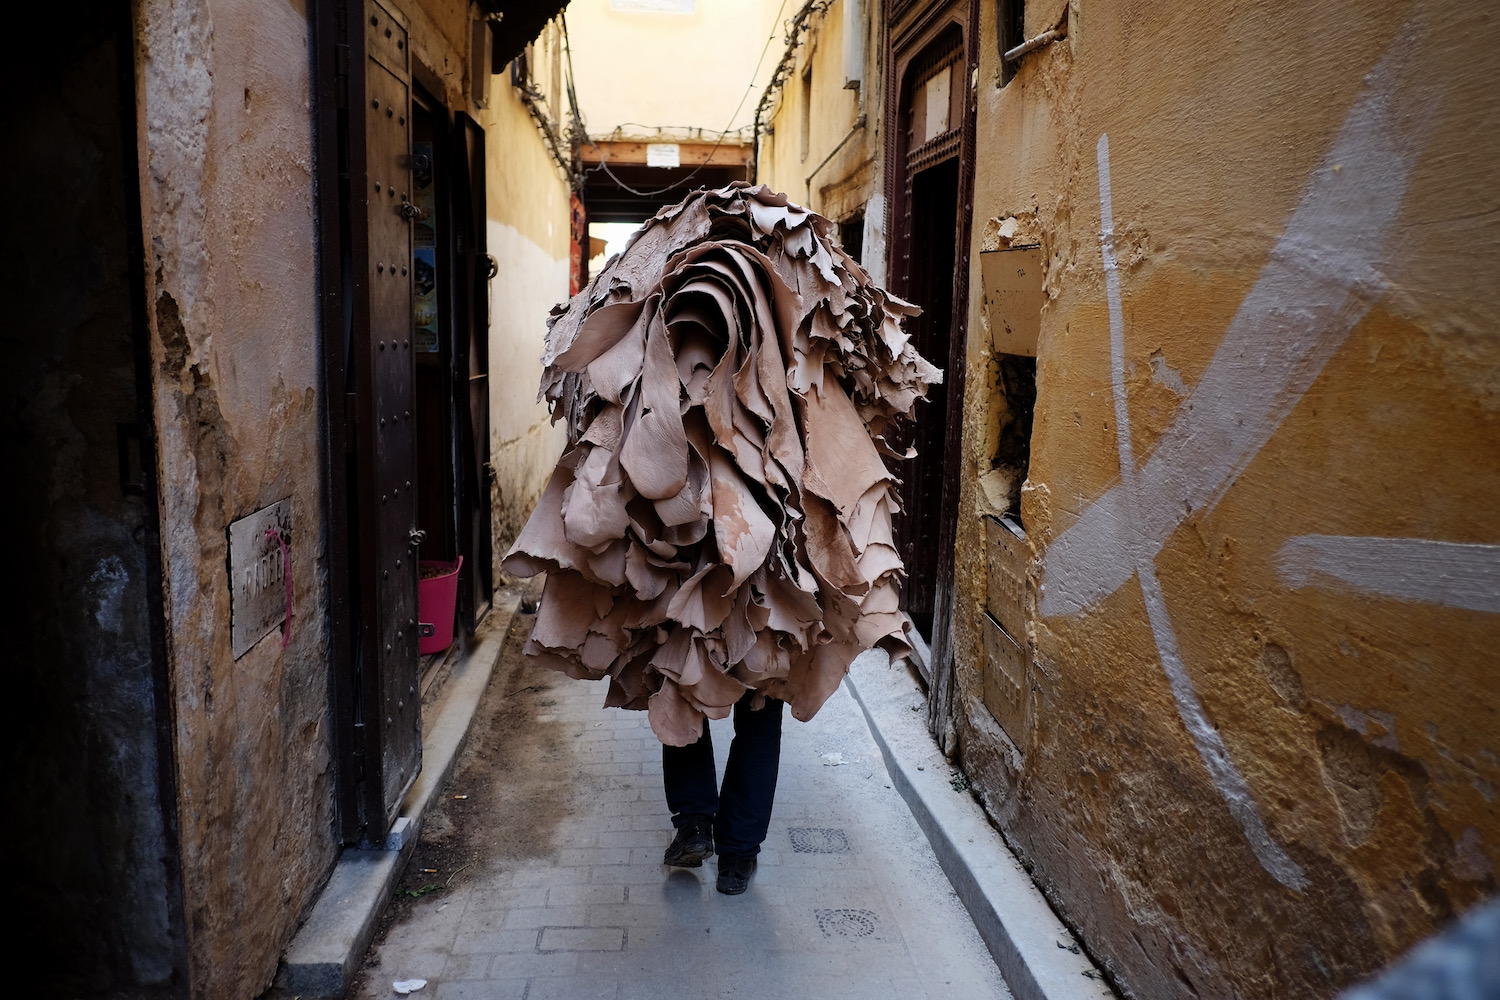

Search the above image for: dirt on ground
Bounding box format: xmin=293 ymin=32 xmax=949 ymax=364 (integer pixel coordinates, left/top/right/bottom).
xmin=347 ymin=576 xmax=580 ymax=995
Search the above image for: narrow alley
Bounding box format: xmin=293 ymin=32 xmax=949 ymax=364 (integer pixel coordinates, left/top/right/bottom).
xmin=348 ymin=585 xmax=1015 ymax=999
xmin=8 ymin=0 xmax=1497 ymax=999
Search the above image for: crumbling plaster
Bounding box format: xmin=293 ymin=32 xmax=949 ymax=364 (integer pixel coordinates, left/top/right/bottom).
xmin=129 ymin=0 xmax=577 ymax=993
xmin=139 ymin=0 xmax=334 ymax=995
xmin=950 ymin=2 xmax=1500 ymax=998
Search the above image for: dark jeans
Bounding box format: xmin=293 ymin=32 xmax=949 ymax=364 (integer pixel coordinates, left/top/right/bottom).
xmin=662 ymin=691 xmax=784 ymax=859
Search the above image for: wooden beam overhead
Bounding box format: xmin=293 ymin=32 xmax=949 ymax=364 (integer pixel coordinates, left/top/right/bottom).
xmin=580 ymin=139 xmax=753 ymax=168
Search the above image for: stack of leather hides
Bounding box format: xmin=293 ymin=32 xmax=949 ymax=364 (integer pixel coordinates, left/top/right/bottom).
xmin=503 ymin=182 xmax=941 ymax=745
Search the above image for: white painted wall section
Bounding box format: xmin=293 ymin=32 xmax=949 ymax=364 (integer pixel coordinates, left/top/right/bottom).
xmin=487 ymin=219 xmax=571 ymax=552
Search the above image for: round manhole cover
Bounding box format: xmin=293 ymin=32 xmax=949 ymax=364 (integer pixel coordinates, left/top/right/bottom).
xmin=790 ymin=827 xmax=851 ymax=854
xmin=815 ymin=908 xmax=878 ymax=938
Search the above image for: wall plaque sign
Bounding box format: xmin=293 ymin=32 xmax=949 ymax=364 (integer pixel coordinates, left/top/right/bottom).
xmin=228 ymin=498 xmax=293 ymax=658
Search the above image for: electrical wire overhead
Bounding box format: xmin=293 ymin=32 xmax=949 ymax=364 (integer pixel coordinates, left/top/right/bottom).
xmin=566 ymin=0 xmax=794 ymax=200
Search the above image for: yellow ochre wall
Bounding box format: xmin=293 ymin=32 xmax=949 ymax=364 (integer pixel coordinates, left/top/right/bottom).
xmin=757 ymin=1 xmax=881 ymax=234
xmin=949 ymin=1 xmax=1500 ymax=997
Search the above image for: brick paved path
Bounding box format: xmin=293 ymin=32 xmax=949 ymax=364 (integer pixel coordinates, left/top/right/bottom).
xmin=356 ymin=644 xmax=1010 ymax=1000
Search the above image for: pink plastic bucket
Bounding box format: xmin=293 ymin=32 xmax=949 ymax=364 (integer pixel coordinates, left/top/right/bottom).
xmin=417 ymin=555 xmax=463 ymax=655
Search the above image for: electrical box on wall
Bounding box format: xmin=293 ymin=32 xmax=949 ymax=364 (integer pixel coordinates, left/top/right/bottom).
xmin=471 ymin=18 xmax=492 ymax=108
xmin=228 ymin=498 xmax=293 ymax=658
xmin=980 ymin=246 xmax=1044 ymax=357
xmin=981 ymin=610 xmax=1031 ymax=750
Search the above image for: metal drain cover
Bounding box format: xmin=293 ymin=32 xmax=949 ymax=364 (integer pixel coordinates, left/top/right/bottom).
xmin=815 ymin=908 xmax=878 ymax=938
xmin=789 ymin=827 xmax=851 ymax=854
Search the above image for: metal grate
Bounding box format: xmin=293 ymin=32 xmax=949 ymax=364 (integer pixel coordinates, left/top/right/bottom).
xmin=815 ymin=908 xmax=879 ymax=938
xmin=789 ymin=827 xmax=851 ymax=854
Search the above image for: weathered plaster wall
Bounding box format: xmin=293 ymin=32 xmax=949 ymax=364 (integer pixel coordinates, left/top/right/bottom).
xmin=139 ymin=0 xmax=335 ymax=994
xmin=950 ymin=2 xmax=1500 ymax=997
xmin=482 ymin=67 xmax=572 ymax=560
xmin=0 ymin=2 xmax=183 ymax=990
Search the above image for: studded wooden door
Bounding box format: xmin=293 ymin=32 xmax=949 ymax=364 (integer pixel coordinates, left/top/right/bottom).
xmin=347 ymin=0 xmax=422 ymax=838
xmin=314 ymin=0 xmax=425 ymax=843
xmin=367 ymin=0 xmax=421 ymax=829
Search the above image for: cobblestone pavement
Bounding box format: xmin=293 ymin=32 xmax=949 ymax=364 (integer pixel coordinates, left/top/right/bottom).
xmin=355 ymin=644 xmax=1011 ymax=1000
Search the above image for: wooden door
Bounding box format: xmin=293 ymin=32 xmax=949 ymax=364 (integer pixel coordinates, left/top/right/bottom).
xmin=359 ymin=0 xmax=422 ymax=829
xmin=315 ymin=0 xmax=424 ymax=843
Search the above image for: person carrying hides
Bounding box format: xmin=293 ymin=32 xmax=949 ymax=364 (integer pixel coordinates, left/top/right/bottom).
xmin=503 ymin=181 xmax=940 ymax=893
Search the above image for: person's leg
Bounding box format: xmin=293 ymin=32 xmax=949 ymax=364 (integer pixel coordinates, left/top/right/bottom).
xmin=663 ymin=715 xmax=718 ymax=821
xmin=714 ymin=693 xmax=785 ymax=860
xmin=661 ymin=716 xmax=717 ymax=865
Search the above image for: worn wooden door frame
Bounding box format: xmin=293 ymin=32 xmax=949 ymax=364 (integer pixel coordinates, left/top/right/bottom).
xmin=883 ymin=0 xmax=979 ymax=750
xmin=411 ymin=83 xmax=460 ymax=569
xmin=451 ymin=112 xmax=494 ymax=633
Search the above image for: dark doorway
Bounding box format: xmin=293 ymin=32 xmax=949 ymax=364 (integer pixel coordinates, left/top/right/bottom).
xmin=884 ymin=2 xmax=977 ymax=747
xmin=408 ymin=98 xmax=493 ymax=634
xmin=894 ymin=156 xmax=960 ymax=637
xmin=839 ymin=212 xmax=866 ymax=264
xmin=1 ymin=0 xmax=185 ymax=988
xmin=412 ymin=94 xmax=457 ymax=569
xmin=450 ymin=112 xmax=496 ymax=632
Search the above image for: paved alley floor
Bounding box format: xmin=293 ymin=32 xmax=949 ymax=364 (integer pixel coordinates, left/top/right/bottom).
xmin=353 ymin=609 xmax=1011 ymax=1000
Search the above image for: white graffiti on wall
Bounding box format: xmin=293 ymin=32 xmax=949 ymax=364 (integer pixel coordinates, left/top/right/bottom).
xmin=1095 ymin=133 xmax=1308 ymax=890
xmin=1044 ymin=28 xmax=1444 ymax=890
xmin=1278 ymin=536 xmax=1500 ymax=614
